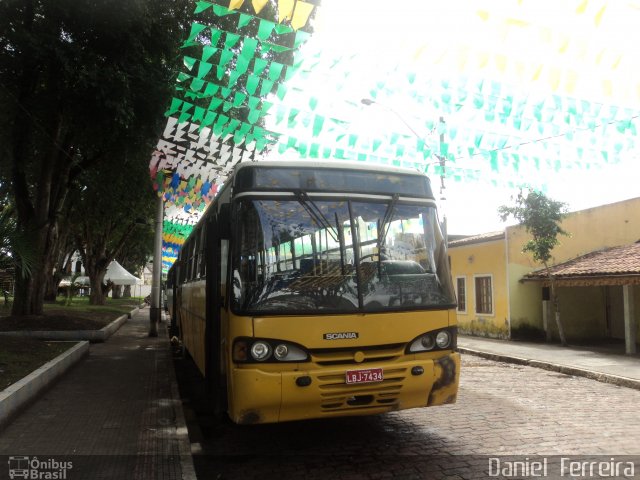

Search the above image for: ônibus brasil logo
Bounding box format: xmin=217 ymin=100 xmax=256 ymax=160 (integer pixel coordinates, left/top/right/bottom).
xmin=8 ymin=456 xmax=72 ymax=479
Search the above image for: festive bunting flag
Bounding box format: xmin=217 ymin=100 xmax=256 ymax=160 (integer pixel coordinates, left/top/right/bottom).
xmin=154 ymin=0 xmax=640 ymax=272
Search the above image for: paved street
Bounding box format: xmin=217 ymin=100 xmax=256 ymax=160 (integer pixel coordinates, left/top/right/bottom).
xmin=0 ymin=312 xmax=194 ymax=480
xmin=177 ymin=354 xmax=640 ymax=479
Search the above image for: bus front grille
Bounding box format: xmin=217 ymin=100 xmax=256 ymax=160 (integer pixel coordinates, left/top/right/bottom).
xmin=310 ymin=344 xmax=405 ymax=366
xmin=318 ymin=367 xmax=407 ymax=411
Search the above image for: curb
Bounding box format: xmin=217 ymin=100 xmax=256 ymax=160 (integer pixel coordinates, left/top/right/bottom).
xmin=458 ymin=347 xmax=640 ymax=391
xmin=0 ymin=313 xmax=129 ymax=343
xmin=167 ymin=345 xmax=198 ymax=480
xmin=0 ymin=341 xmax=89 ymax=428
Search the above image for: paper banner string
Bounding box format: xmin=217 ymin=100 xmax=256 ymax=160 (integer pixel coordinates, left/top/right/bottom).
xmin=155 ymin=0 xmax=640 ymax=272
xmin=156 ymin=0 xmax=318 ymax=239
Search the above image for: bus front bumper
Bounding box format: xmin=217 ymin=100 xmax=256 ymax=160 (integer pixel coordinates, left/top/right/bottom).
xmin=229 ymin=352 xmax=460 ymax=424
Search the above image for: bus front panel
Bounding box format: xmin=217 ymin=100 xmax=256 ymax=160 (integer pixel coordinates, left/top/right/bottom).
xmin=226 ymin=310 xmax=459 ymax=424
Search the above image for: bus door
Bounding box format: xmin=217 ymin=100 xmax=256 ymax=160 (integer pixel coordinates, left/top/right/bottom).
xmin=205 ymin=205 xmax=229 ymax=414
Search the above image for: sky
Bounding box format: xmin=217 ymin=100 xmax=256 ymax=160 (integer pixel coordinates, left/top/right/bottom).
xmin=264 ymin=0 xmax=640 ymax=235
xmin=444 ymin=158 xmax=639 ymax=234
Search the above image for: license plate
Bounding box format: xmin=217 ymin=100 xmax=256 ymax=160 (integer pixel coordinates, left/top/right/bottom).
xmin=345 ymin=367 xmax=384 ymax=384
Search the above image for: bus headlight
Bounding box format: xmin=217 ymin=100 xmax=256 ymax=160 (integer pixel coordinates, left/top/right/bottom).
xmin=409 ymin=334 xmax=435 ymax=352
xmin=273 ymin=343 xmax=307 ymax=361
xmin=407 ymin=328 xmax=456 ymax=353
xmin=274 ymin=344 xmax=288 ymax=359
xmin=250 ymin=342 xmax=272 ymax=361
xmin=435 ymin=331 xmax=451 ymax=349
xmin=421 ymin=335 xmax=435 ymax=350
xmin=233 ymin=338 xmax=310 ymax=363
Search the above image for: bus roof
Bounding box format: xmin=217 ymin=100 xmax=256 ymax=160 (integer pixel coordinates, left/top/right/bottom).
xmin=234 ymin=160 xmax=427 ymax=177
xmin=231 ymin=160 xmax=433 ymax=198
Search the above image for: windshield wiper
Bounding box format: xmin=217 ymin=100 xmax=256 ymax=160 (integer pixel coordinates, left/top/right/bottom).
xmin=293 ymin=189 xmax=339 ymax=243
xmin=377 ymin=193 xmax=399 ymax=255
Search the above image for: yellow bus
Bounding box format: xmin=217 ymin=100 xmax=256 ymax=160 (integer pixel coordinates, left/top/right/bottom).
xmin=169 ymin=161 xmax=460 ymax=424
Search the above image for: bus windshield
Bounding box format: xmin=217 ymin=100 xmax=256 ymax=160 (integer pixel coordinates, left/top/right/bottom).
xmin=232 ymin=196 xmax=456 ymax=314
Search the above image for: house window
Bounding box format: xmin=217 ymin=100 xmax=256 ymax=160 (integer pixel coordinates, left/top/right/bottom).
xmin=475 ymin=275 xmax=493 ymax=315
xmin=456 ymin=277 xmax=466 ymax=313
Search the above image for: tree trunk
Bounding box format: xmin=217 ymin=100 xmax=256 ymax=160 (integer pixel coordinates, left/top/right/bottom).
xmin=123 ymin=285 xmax=132 ymax=298
xmin=12 ymin=258 xmax=51 ymax=315
xmin=554 ymin=309 xmax=567 ymax=346
xmin=79 ymin=232 xmax=111 ymax=306
xmin=12 ymin=270 xmax=35 ymax=316
xmin=89 ymin=274 xmax=107 ymax=305
xmin=112 ymin=285 xmax=122 ymax=299
xmin=45 ymin=231 xmax=73 ymax=301
xmin=78 ymin=217 xmax=136 ymax=306
xmin=10 ymin=100 xmax=70 ymax=315
xmin=84 ymin=257 xmax=110 ymax=305
xmin=44 ymin=273 xmax=60 ymax=301
xmin=545 ymin=263 xmax=567 ymax=346
xmin=11 ymin=221 xmax=57 ymax=315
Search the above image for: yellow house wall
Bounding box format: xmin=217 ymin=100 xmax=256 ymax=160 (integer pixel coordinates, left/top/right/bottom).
xmin=544 ymin=285 xmax=640 ymax=343
xmin=553 ymin=287 xmax=606 ymax=340
xmin=507 ymin=197 xmax=640 ymax=338
xmin=449 ymin=239 xmax=509 ymax=338
xmin=637 ymin=285 xmax=640 ymax=344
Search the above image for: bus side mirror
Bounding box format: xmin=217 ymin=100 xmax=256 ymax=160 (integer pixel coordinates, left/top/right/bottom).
xmin=218 ymin=203 xmax=231 ymax=239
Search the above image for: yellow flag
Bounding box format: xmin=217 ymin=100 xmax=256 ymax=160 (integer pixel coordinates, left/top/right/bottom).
xmin=291 ymin=1 xmax=314 ymax=30
xmin=229 ymin=0 xmax=244 ymax=10
xmin=594 ymin=4 xmax=607 ymax=26
xmin=252 ymin=0 xmax=268 ymax=14
xmin=278 ymin=0 xmax=295 ymax=22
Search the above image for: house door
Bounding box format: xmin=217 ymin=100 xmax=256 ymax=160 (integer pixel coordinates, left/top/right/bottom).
xmin=606 ymin=286 xmax=625 ymax=339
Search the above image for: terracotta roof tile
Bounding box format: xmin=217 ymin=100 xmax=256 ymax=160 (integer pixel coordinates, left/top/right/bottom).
xmin=524 ymin=242 xmax=640 ymax=279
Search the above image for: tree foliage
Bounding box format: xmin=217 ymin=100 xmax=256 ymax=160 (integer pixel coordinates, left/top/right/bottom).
xmin=72 ymin=155 xmax=156 ymax=305
xmin=0 ymin=0 xmax=191 ymax=314
xmin=499 ymin=191 xmax=568 ymax=264
xmin=0 ymin=202 xmax=35 ymax=278
xmin=499 ymin=190 xmax=569 ymax=345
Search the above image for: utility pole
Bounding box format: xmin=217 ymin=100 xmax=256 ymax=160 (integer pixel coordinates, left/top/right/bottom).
xmin=360 ymin=99 xmax=448 ymax=241
xmin=149 ymin=195 xmax=163 ymax=337
xmin=437 ymin=116 xmax=447 ymax=243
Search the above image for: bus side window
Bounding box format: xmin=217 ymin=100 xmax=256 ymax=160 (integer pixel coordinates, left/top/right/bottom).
xmin=185 ymin=240 xmax=191 ymax=281
xmin=199 ymin=224 xmax=207 ymax=278
xmin=220 ymin=239 xmax=229 ymax=291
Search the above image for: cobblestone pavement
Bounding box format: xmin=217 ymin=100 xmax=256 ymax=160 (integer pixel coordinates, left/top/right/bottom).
xmin=177 ymin=355 xmax=640 ymax=479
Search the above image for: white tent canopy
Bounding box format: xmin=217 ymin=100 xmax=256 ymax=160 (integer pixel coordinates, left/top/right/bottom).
xmin=59 ymin=276 xmax=90 ymax=287
xmin=104 ymin=260 xmax=142 ymax=286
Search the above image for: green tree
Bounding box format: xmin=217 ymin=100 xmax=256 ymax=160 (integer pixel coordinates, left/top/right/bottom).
xmin=0 ymin=0 xmax=191 ymax=315
xmin=0 ymin=200 xmax=35 ymax=280
xmin=499 ymin=190 xmax=569 ymax=346
xmin=72 ymin=155 xmax=156 ymax=305
xmin=44 ymin=220 xmax=77 ymax=301
xmin=118 ymin=227 xmax=154 ymax=298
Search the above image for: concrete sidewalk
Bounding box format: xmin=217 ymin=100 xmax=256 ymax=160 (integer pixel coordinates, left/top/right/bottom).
xmin=458 ymin=335 xmax=640 ymax=390
xmin=0 ymin=307 xmax=196 ymax=480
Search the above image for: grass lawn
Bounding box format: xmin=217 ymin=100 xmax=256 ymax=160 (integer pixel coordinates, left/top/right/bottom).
xmin=0 ymin=297 xmax=143 ymax=391
xmin=0 ymin=337 xmax=77 ymax=390
xmin=0 ymin=296 xmax=143 ymax=331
